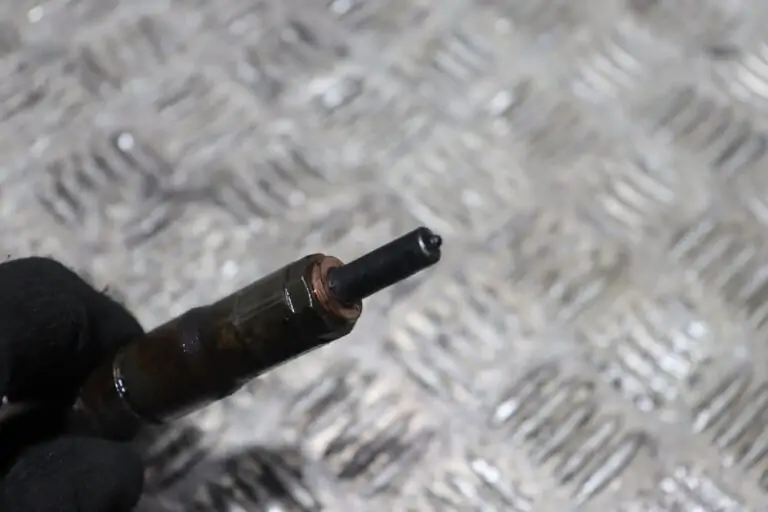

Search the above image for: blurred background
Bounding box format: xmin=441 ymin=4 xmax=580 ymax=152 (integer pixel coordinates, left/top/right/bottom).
xmin=2 ymin=0 xmax=768 ymax=510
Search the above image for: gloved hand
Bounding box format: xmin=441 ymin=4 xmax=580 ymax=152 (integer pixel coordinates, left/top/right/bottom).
xmin=0 ymin=257 xmax=145 ymax=512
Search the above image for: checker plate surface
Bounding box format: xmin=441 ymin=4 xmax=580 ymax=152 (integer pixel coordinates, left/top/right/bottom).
xmin=3 ymin=1 xmax=768 ymax=510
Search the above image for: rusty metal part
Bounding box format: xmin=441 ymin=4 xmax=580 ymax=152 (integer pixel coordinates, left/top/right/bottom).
xmin=71 ymin=228 xmax=441 ymax=441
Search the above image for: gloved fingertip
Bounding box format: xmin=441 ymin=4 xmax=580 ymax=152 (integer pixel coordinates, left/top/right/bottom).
xmin=0 ymin=257 xmax=144 ymax=402
xmin=0 ymin=437 xmax=144 ymax=512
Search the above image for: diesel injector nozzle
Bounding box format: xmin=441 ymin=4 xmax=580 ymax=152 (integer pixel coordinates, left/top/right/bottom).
xmin=72 ymin=227 xmax=443 ymax=441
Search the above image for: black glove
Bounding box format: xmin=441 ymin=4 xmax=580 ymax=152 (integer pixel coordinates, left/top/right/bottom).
xmin=0 ymin=257 xmax=145 ymax=512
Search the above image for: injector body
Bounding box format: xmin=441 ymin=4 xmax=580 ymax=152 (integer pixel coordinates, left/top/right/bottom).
xmin=71 ymin=227 xmax=442 ymax=441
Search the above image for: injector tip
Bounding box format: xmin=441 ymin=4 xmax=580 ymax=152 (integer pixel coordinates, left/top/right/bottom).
xmin=327 ymin=226 xmax=443 ymax=304
xmin=415 ymin=226 xmax=442 ymax=259
xmin=425 ymin=234 xmax=442 ymax=250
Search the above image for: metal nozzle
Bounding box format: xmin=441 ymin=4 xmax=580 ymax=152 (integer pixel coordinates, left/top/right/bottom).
xmin=326 ymin=226 xmax=443 ymax=304
xmin=63 ymin=225 xmax=443 ymax=441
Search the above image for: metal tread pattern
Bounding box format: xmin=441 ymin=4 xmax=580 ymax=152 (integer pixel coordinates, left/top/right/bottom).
xmin=2 ymin=0 xmax=768 ymax=510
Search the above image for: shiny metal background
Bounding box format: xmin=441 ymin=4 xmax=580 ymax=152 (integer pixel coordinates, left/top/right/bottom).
xmin=2 ymin=0 xmax=768 ymax=510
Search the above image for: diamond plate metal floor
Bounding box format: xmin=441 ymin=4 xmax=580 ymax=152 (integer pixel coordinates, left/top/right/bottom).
xmin=3 ymin=0 xmax=768 ymax=510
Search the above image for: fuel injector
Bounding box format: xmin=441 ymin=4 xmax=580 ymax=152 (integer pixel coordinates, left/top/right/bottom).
xmin=71 ymin=226 xmax=443 ymax=441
